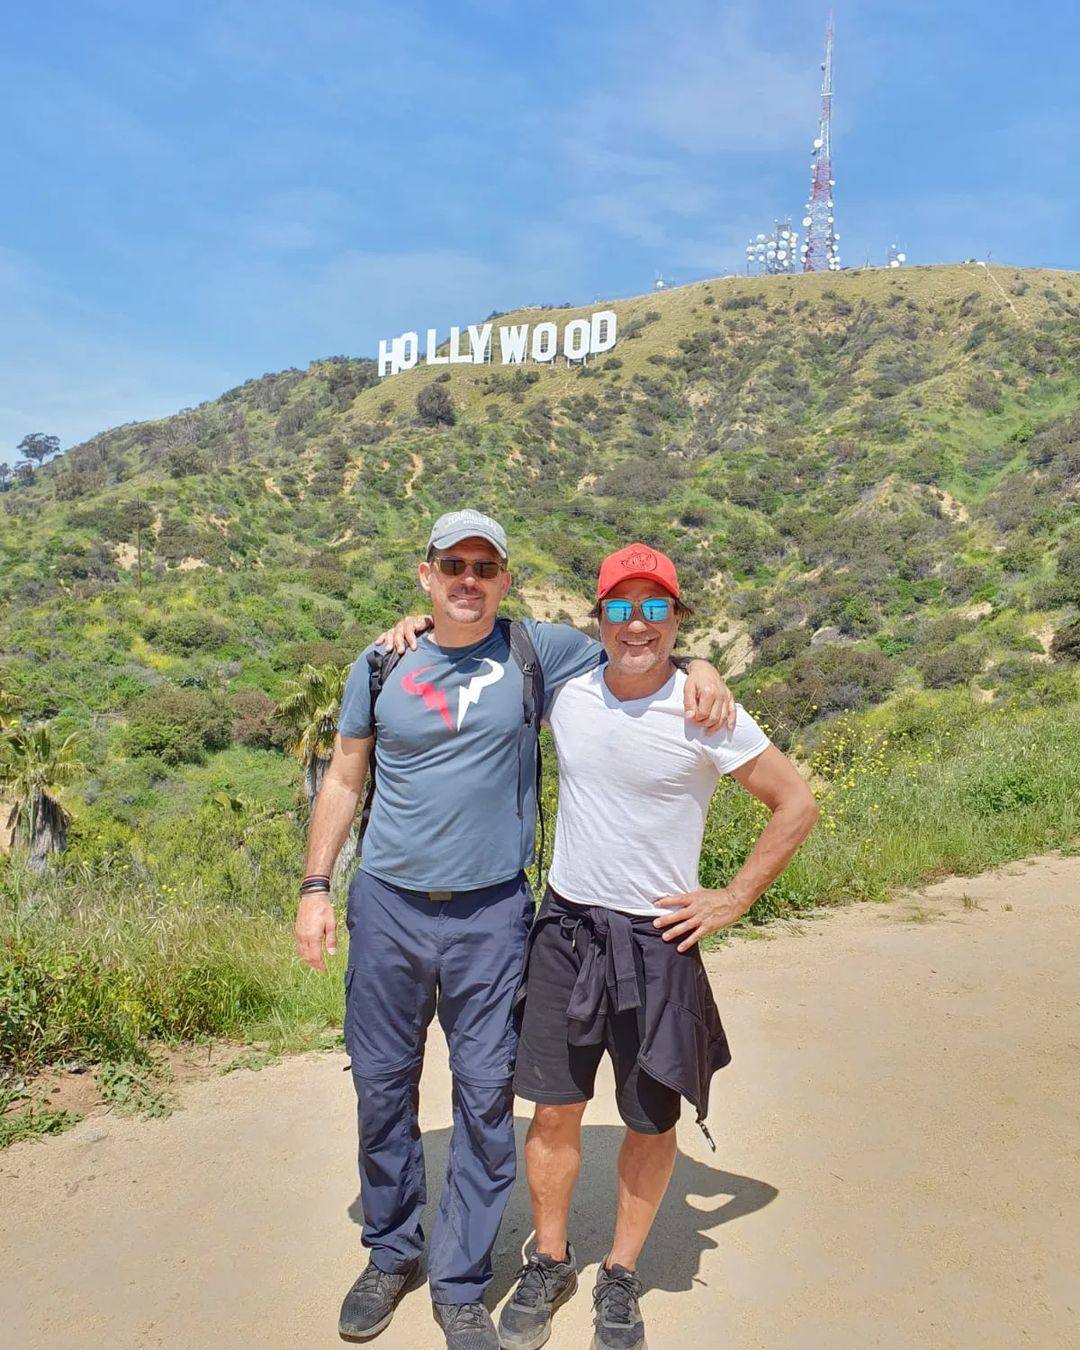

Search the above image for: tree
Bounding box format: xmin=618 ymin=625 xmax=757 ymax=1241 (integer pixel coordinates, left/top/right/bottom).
xmin=416 ymin=382 xmax=456 ymax=427
xmin=274 ymin=663 xmax=347 ymax=815
xmin=0 ymin=463 xmax=10 ymax=491
xmin=17 ymin=433 xmax=60 ymax=467
xmin=0 ymin=723 xmax=82 ymax=870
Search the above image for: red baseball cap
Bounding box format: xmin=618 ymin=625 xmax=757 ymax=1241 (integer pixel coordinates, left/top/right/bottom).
xmin=596 ymin=543 xmax=681 ymax=601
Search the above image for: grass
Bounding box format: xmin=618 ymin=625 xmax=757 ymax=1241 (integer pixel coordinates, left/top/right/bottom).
xmin=0 ymin=1084 xmax=81 ymax=1147
xmin=693 ymin=693 xmax=1080 ymax=937
xmin=2 ymin=694 xmax=1078 ymax=1117
xmin=97 ymin=1060 xmax=176 ymax=1119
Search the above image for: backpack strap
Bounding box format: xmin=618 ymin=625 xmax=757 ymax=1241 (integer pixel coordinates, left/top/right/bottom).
xmin=356 ymin=644 xmax=405 ymax=855
xmin=505 ymin=618 xmax=547 ymax=885
xmin=354 ymin=624 xmax=548 ymax=881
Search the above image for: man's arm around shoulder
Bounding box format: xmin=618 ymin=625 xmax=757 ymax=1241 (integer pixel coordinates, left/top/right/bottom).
xmin=294 ymin=732 xmax=373 ymax=974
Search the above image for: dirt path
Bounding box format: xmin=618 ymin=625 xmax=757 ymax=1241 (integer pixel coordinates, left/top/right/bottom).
xmin=3 ymin=855 xmax=1078 ymax=1349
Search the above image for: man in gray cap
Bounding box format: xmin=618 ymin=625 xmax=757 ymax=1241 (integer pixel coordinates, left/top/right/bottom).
xmin=295 ymin=511 xmax=732 ymax=1349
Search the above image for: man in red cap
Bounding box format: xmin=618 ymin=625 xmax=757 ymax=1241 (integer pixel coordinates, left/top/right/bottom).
xmin=500 ymin=543 xmax=819 ymax=1350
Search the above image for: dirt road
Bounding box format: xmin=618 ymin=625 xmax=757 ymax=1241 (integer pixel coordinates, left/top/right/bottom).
xmin=3 ymin=856 xmax=1078 ymax=1349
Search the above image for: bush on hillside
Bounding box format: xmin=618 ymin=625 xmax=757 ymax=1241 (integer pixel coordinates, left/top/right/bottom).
xmin=164 ymin=445 xmax=208 ymax=478
xmin=1051 ymin=618 xmax=1080 ymax=663
xmin=747 ymin=644 xmax=896 ymax=744
xmin=305 ymin=562 xmax=351 ymax=600
xmin=754 ymin=627 xmax=812 ymax=668
xmin=919 ymin=643 xmax=984 ymax=689
xmin=1054 ymin=535 xmax=1080 ymax=602
xmin=595 ymin=451 xmax=685 ymax=504
xmin=125 ymin=685 xmax=232 ymax=764
xmin=229 ymin=688 xmax=281 ymax=749
xmin=416 ymin=383 xmax=456 ymax=427
xmin=146 ymin=612 xmax=233 ymax=654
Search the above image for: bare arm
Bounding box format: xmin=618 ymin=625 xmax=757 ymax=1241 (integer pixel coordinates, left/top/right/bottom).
xmin=294 ymin=732 xmax=373 ymax=973
xmin=373 ymin=617 xmax=736 ymax=732
xmin=654 ymin=746 xmax=819 ymax=951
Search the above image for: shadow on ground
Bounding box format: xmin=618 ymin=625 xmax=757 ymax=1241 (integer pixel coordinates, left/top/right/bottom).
xmin=348 ymin=1120 xmax=778 ymax=1304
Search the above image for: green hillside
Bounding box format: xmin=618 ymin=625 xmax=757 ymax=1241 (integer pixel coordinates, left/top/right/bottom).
xmin=3 ymin=263 xmax=1078 ymax=739
xmin=2 ymin=262 xmax=1079 ymax=1102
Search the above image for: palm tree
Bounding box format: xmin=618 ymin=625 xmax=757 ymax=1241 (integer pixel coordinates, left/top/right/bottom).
xmin=273 ymin=663 xmax=348 ymax=815
xmin=0 ymin=724 xmax=82 ymax=870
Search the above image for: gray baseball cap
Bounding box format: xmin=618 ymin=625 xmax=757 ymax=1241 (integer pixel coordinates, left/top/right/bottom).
xmin=427 ymin=509 xmax=508 ymax=559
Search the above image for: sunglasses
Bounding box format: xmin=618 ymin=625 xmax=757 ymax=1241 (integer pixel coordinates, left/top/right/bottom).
xmin=432 ymin=555 xmax=505 ymax=580
xmin=601 ymin=597 xmax=673 ymax=623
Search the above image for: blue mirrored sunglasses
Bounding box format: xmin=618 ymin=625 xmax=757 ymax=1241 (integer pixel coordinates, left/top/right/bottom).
xmin=601 ymin=597 xmax=672 ymax=624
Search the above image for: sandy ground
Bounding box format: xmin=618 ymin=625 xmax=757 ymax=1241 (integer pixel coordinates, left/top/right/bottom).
xmin=3 ymin=855 xmax=1078 ymax=1350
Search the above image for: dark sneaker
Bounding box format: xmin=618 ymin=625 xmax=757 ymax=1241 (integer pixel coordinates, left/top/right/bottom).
xmin=498 ymin=1243 xmax=578 ymax=1349
xmin=433 ymin=1301 xmax=499 ymax=1350
xmin=338 ymin=1257 xmax=421 ymax=1340
xmin=591 ymin=1264 xmax=646 ymax=1350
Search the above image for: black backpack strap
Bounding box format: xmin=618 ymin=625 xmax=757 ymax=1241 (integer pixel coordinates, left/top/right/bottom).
xmin=505 ymin=619 xmax=546 ymax=885
xmin=356 ymin=645 xmax=405 ymax=856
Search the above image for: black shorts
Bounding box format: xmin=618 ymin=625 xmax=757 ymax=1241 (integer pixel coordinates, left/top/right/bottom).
xmin=512 ymin=902 xmax=682 ymax=1135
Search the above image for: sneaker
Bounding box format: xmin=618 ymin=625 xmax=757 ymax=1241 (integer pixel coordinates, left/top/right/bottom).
xmin=338 ymin=1257 xmax=421 ymax=1340
xmin=497 ymin=1244 xmax=578 ymax=1349
xmin=591 ymin=1263 xmax=646 ymax=1350
xmin=433 ymin=1300 xmax=499 ymax=1350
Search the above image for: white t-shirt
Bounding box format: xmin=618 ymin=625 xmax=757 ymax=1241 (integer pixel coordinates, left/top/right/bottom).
xmin=546 ymin=667 xmax=770 ymax=916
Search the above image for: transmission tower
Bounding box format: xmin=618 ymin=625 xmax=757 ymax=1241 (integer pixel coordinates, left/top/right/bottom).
xmin=800 ymin=12 xmax=841 ymax=272
xmin=746 ymin=219 xmax=799 ymax=274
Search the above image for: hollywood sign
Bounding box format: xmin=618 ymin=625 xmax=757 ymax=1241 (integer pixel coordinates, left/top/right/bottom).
xmin=378 ymin=309 xmax=617 ymax=377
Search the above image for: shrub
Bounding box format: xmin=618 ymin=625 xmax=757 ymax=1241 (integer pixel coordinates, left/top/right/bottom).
xmin=755 ymin=628 xmax=811 ymax=667
xmin=1051 ymin=618 xmax=1080 ymax=662
xmin=148 ymin=612 xmax=233 ymax=654
xmin=229 ymin=689 xmax=281 ymax=748
xmin=1055 ymin=535 xmax=1080 ymax=602
xmin=746 ymin=645 xmax=896 ymax=744
xmin=125 ymin=685 xmax=232 ymax=764
xmin=163 ymin=445 xmax=207 ymax=478
xmin=416 ymin=383 xmax=456 ymax=427
xmin=919 ymin=643 xmax=983 ymax=689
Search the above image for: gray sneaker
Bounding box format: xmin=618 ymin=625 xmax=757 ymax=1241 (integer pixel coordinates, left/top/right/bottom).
xmin=591 ymin=1264 xmax=646 ymax=1350
xmin=498 ymin=1244 xmax=578 ymax=1349
xmin=338 ymin=1257 xmax=421 ymax=1339
xmin=433 ymin=1300 xmax=499 ymax=1350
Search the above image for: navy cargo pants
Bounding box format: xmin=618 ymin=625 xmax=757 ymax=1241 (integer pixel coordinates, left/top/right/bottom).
xmin=344 ymin=868 xmax=534 ymax=1304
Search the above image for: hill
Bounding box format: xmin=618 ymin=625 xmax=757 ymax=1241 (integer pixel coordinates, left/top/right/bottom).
xmin=2 ymin=263 xmax=1078 ymax=744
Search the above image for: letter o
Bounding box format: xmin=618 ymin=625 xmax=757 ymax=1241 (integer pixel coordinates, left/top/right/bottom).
xmin=563 ymin=319 xmax=591 ymax=362
xmin=531 ymin=322 xmax=558 ymax=362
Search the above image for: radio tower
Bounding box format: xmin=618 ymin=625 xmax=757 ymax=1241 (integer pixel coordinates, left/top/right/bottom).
xmin=800 ymin=12 xmax=841 ymax=272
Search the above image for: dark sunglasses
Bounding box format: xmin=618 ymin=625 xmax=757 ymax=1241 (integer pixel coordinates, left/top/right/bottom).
xmin=432 ymin=556 xmax=505 ymax=580
xmin=601 ymin=597 xmax=673 ymax=623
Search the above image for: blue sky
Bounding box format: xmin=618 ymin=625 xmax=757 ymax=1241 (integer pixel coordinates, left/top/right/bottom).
xmin=3 ymin=0 xmax=1077 ymax=452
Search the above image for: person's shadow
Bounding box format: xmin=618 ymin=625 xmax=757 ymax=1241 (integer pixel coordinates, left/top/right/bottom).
xmin=348 ymin=1119 xmax=777 ymax=1303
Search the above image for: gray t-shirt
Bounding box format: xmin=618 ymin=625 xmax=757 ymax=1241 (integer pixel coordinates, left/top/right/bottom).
xmin=338 ymin=619 xmax=602 ymax=890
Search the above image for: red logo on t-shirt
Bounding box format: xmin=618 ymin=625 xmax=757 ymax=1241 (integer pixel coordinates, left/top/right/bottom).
xmin=401 ymin=667 xmax=453 ymax=731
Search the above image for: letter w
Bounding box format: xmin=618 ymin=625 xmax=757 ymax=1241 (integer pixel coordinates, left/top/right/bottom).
xmin=499 ymin=325 xmax=529 ymax=364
